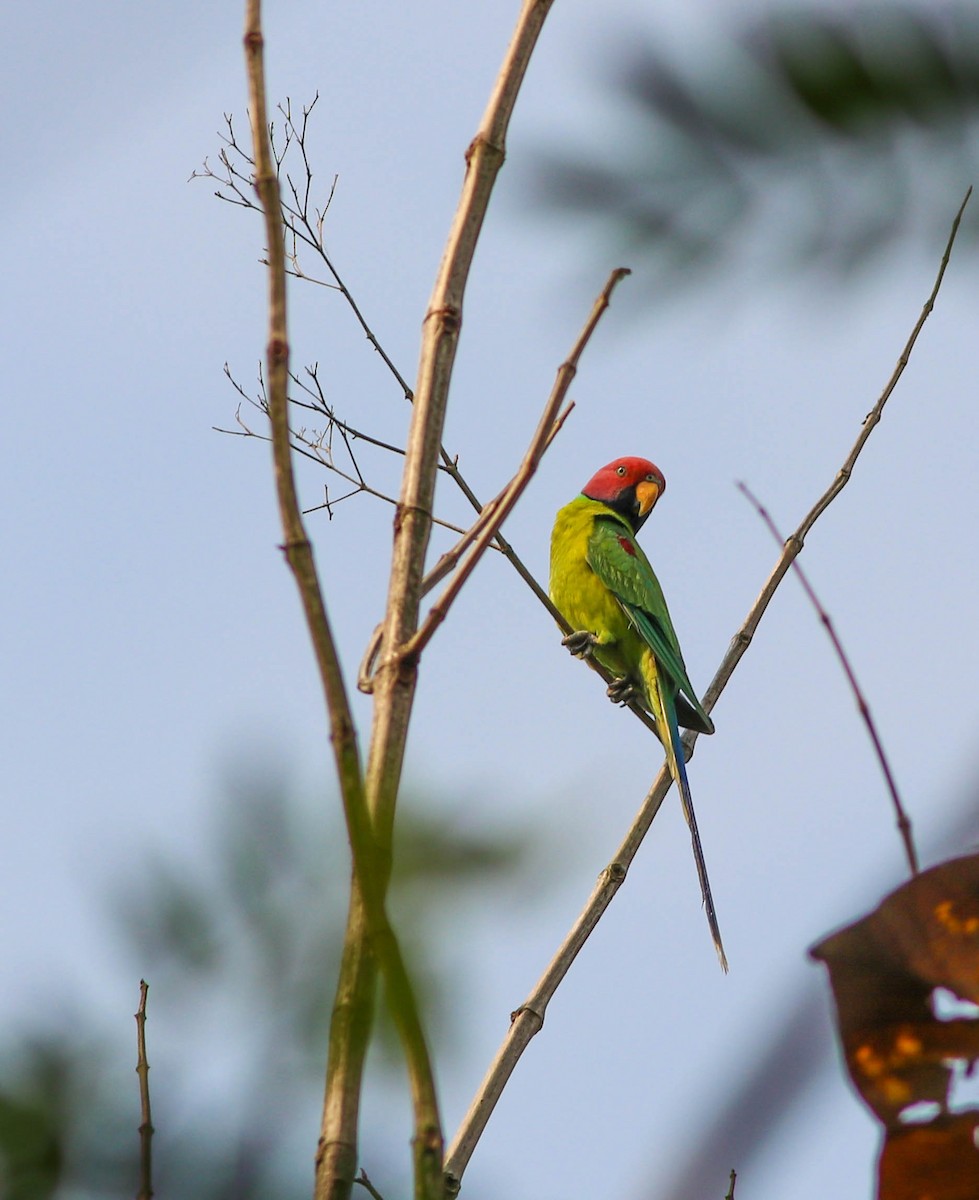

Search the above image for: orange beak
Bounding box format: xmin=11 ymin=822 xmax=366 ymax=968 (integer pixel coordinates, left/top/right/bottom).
xmin=635 ymin=479 xmax=661 ymax=518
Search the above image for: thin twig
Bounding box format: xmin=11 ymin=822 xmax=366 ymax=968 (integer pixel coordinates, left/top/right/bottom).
xmin=218 ymin=371 xmax=480 ymax=536
xmin=209 ymin=39 xmax=569 ymax=688
xmin=737 ymin=480 xmax=918 ymax=876
xmin=725 ymin=1168 xmax=737 ymax=1200
xmin=404 ymin=268 xmax=630 ymax=659
xmin=220 ymin=364 xmax=484 ymax=533
xmin=797 ymin=189 xmax=972 ymax=540
xmin=199 ymin=98 xmax=417 ymax=400
xmin=699 ymin=185 xmax=971 ymax=724
xmin=354 ymin=1170 xmax=386 ymax=1200
xmin=208 ymin=100 xmax=570 ymax=628
xmin=135 ymin=980 xmax=153 ymax=1200
xmin=420 ymin=428 xmax=574 ymax=597
xmin=442 ymin=187 xmax=970 ymax=1195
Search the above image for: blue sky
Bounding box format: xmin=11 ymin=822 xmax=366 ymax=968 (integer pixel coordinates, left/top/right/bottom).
xmin=4 ymin=1 xmax=979 ymax=1197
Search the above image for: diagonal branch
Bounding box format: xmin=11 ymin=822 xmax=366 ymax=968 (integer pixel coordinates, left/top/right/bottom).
xmin=405 ymin=267 xmax=629 ymax=660
xmin=442 ymin=186 xmax=971 ymax=1195
xmin=699 ymin=186 xmax=971 ymax=719
xmin=737 ymin=480 xmax=918 ymax=876
xmin=207 ymin=90 xmax=575 ymax=638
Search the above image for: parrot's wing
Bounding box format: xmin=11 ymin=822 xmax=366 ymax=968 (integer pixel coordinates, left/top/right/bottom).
xmin=623 ymin=604 xmax=714 ymax=734
xmin=587 ymin=516 xmax=714 ymax=735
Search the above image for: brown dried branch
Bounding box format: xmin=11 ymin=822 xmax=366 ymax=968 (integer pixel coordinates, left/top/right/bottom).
xmin=354 ymin=1170 xmax=386 ymax=1200
xmin=204 ymin=93 xmax=567 ymax=629
xmin=218 ymin=364 xmax=483 ymax=534
xmin=442 ymin=188 xmax=971 ymax=1194
xmin=737 ymin=480 xmax=918 ymax=876
xmin=317 ymin=4 xmax=560 ymax=1195
xmin=404 ymin=267 xmax=629 ymax=660
xmin=196 ymin=99 xmax=415 ymax=399
xmin=364 ymin=0 xmax=557 ymax=867
xmin=135 ymin=980 xmax=153 ymax=1200
xmin=219 ymin=401 xmax=479 ymax=535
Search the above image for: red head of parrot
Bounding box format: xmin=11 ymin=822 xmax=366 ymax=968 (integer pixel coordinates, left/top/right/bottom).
xmin=580 ymin=456 xmax=666 ymax=533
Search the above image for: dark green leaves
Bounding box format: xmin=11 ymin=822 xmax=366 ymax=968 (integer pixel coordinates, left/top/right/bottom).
xmin=536 ymin=5 xmax=979 ymax=284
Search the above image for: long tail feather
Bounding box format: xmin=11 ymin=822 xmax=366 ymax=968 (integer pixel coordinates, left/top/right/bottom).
xmin=647 ymin=662 xmax=728 ymax=972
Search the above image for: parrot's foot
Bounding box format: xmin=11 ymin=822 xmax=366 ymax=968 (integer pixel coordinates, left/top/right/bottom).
xmin=607 ymin=677 xmax=640 ymax=707
xmin=562 ymin=630 xmax=598 ymax=659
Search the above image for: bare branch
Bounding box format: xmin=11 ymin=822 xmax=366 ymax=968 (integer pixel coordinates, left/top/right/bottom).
xmin=442 ymin=188 xmax=970 ymax=1195
xmin=209 ymin=92 xmax=570 ymax=630
xmin=737 ymin=480 xmax=918 ymax=876
xmin=416 ymin=401 xmax=573 ymax=600
xmin=243 ymin=9 xmax=442 ymax=1200
xmin=354 ymin=1169 xmax=386 ymax=1200
xmin=135 ymin=980 xmax=153 ymax=1200
xmin=700 ymin=186 xmax=972 ymax=721
xmin=406 ymin=267 xmax=629 ymax=660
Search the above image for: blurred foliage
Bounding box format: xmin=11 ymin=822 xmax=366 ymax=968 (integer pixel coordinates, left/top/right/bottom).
xmin=0 ymin=771 xmax=545 ymax=1199
xmin=536 ymin=3 xmax=979 ymax=286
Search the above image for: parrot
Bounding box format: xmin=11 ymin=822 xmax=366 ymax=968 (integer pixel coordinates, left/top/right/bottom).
xmin=549 ymin=456 xmax=726 ymax=971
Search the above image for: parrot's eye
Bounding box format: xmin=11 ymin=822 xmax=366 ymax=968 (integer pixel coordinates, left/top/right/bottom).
xmin=616 ymin=465 xmax=626 ymax=476
xmin=646 ymin=473 xmax=657 ymax=482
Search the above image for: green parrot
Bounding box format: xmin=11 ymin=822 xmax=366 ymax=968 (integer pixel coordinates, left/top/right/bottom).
xmin=549 ymin=456 xmax=726 ymax=970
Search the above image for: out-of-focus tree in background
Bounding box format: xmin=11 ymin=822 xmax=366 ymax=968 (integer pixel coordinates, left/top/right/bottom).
xmin=0 ymin=773 xmax=542 ymax=1199
xmin=537 ymin=4 xmax=979 ymax=287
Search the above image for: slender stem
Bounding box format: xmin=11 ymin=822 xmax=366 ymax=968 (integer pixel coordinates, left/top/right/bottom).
xmin=365 ymin=0 xmax=558 ymax=864
xmin=442 ymin=186 xmax=971 ymax=1195
xmin=135 ymin=980 xmax=153 ymax=1200
xmin=316 ymin=902 xmax=373 ymax=1196
xmin=243 ymin=8 xmax=442 ymax=1200
xmin=737 ymin=480 xmax=918 ymax=875
xmin=355 ymin=1170 xmax=387 ymax=1200
xmin=699 ymin=186 xmax=972 ymax=720
xmin=405 ymin=269 xmax=629 ymax=659
xmin=209 ymin=91 xmax=575 ymax=644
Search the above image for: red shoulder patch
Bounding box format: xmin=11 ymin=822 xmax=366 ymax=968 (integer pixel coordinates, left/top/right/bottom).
xmin=617 ymin=536 xmax=636 ymax=557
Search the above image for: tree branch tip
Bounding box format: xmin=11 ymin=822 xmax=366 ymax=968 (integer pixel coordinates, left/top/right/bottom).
xmin=355 ymin=1168 xmax=386 ymax=1200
